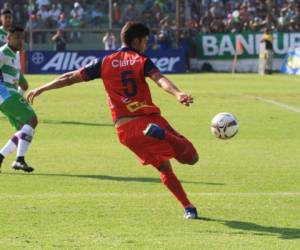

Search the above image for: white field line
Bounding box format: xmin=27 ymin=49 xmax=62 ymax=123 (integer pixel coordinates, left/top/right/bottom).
xmin=0 ymin=192 xmax=300 ymax=200
xmin=256 ymin=97 xmax=300 ymax=114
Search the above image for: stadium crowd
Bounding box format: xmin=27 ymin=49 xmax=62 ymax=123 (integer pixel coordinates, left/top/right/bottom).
xmin=0 ymin=0 xmax=300 ymax=48
xmin=189 ymin=0 xmax=300 ymax=32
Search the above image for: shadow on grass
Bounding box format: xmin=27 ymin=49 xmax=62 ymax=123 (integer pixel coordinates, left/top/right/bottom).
xmin=40 ymin=119 xmax=113 ymax=127
xmin=198 ymin=217 xmax=300 ymax=240
xmin=3 ymin=172 xmax=224 ymax=186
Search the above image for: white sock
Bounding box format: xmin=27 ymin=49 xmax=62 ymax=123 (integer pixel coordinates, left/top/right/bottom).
xmin=0 ymin=136 xmax=18 ymax=157
xmin=17 ymin=125 xmax=34 ymax=157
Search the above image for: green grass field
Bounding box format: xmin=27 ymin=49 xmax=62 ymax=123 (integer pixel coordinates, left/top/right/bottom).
xmin=0 ymin=73 xmax=300 ymax=249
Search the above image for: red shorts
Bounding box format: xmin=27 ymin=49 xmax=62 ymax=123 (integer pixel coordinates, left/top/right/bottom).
xmin=116 ymin=114 xmax=192 ymax=168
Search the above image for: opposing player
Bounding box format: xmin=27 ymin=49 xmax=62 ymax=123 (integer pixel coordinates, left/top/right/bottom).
xmin=0 ymin=8 xmax=27 ymax=97
xmin=27 ymin=22 xmax=199 ymax=219
xmin=0 ymin=26 xmax=38 ymax=172
xmin=0 ymin=8 xmax=13 ymax=46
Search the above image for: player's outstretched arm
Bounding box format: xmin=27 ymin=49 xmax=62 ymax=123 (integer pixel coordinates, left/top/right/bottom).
xmin=27 ymin=70 xmax=83 ymax=104
xmin=150 ymin=72 xmax=193 ymax=106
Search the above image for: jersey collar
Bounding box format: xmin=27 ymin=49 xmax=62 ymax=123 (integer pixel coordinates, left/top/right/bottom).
xmin=119 ymin=46 xmax=141 ymax=54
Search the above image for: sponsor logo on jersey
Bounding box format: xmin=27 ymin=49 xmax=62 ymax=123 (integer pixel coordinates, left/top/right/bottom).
xmin=126 ymin=101 xmax=153 ymax=112
xmin=111 ymin=59 xmax=137 ymax=68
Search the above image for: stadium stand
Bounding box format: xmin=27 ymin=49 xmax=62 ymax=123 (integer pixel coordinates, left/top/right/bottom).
xmin=1 ymin=0 xmax=300 ymax=50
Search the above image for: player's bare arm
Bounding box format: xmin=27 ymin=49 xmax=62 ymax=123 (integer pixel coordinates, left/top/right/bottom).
xmin=150 ymin=71 xmax=193 ymax=106
xmin=18 ymin=73 xmax=29 ymax=92
xmin=27 ymin=70 xmax=83 ymax=104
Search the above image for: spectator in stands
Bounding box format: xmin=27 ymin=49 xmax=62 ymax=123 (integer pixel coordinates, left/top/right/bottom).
xmin=2 ymin=2 xmax=12 ymax=10
xmin=142 ymin=9 xmax=155 ymax=29
xmin=57 ymin=13 xmax=69 ymax=30
xmin=91 ymin=3 xmax=103 ymax=27
xmin=71 ymin=2 xmax=84 ymax=22
xmin=0 ymin=8 xmax=13 ymax=35
xmin=36 ymin=0 xmax=50 ymax=10
xmin=157 ymin=16 xmax=172 ymax=50
xmin=291 ymin=8 xmax=300 ymax=31
xmin=52 ymin=29 xmax=67 ymax=51
xmin=5 ymin=0 xmax=300 ymax=48
xmin=36 ymin=13 xmax=47 ymax=43
xmin=102 ymin=30 xmax=116 ymax=50
xmin=209 ymin=2 xmax=225 ymax=19
xmin=36 ymin=4 xmax=52 ymax=30
xmin=239 ymin=2 xmax=250 ymax=24
xmin=69 ymin=13 xmax=81 ymax=42
xmin=122 ymin=3 xmax=139 ymax=23
xmin=112 ymin=2 xmax=122 ymax=27
xmin=147 ymin=31 xmax=157 ymax=50
xmin=165 ymin=0 xmax=175 ymax=13
xmin=25 ymin=13 xmax=45 ymax=44
xmin=199 ymin=10 xmax=213 ymax=32
xmin=152 ymin=2 xmax=164 ymax=24
xmin=179 ymin=30 xmax=192 ymax=71
xmin=154 ymin=0 xmax=166 ymax=12
xmin=49 ymin=4 xmax=62 ymax=27
xmin=249 ymin=17 xmax=262 ymax=31
xmin=144 ymin=0 xmax=154 ymax=11
xmin=13 ymin=4 xmax=26 ymax=25
xmin=70 ymin=2 xmax=84 ymax=42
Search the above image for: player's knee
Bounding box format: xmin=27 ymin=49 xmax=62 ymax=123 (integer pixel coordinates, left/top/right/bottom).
xmin=177 ymin=152 xmax=199 ymax=165
xmin=190 ymin=152 xmax=199 ymax=165
xmin=28 ymin=116 xmax=38 ymax=128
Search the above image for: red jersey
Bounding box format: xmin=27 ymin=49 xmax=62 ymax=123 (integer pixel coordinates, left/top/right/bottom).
xmin=80 ymin=47 xmax=161 ymax=122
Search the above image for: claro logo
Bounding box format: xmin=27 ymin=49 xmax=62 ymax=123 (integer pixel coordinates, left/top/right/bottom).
xmin=42 ymin=52 xmax=96 ymax=71
xmin=111 ymin=59 xmax=137 ymax=68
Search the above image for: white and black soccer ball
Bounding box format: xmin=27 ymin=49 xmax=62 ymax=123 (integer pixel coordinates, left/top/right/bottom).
xmin=210 ymin=112 xmax=239 ymax=139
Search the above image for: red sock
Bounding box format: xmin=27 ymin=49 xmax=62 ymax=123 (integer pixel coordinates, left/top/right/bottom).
xmin=164 ymin=130 xmax=197 ymax=163
xmin=160 ymin=167 xmax=192 ymax=208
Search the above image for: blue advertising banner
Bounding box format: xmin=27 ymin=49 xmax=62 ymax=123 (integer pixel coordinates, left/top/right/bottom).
xmin=27 ymin=49 xmax=185 ymax=74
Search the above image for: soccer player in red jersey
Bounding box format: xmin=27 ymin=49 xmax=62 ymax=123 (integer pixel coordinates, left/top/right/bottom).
xmin=27 ymin=22 xmax=199 ymax=219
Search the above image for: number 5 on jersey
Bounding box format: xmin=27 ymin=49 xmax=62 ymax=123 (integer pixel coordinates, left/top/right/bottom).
xmin=121 ymin=70 xmax=137 ymax=97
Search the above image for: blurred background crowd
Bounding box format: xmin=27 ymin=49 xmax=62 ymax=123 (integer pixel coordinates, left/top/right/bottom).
xmin=1 ymin=0 xmax=300 ymax=50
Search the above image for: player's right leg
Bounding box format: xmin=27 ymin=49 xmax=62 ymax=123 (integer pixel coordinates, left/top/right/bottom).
xmin=157 ymin=160 xmax=198 ymax=219
xmin=143 ymin=121 xmax=199 ymax=165
xmin=0 ymin=93 xmax=37 ymax=172
xmin=116 ymin=116 xmax=198 ymax=219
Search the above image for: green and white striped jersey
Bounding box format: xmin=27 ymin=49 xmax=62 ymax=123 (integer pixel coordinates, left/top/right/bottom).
xmin=0 ymin=44 xmax=21 ymax=88
xmin=0 ymin=26 xmax=8 ymax=47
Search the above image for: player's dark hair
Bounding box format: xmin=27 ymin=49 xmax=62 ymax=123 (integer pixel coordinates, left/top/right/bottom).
xmin=8 ymin=26 xmax=24 ymax=34
xmin=1 ymin=8 xmax=13 ymax=16
xmin=121 ymin=22 xmax=150 ymax=47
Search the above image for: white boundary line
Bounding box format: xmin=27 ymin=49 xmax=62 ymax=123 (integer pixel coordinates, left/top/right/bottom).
xmin=0 ymin=192 xmax=299 ymax=200
xmin=256 ymin=97 xmax=300 ymax=114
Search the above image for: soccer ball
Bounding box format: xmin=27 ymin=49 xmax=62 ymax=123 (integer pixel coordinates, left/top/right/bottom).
xmin=210 ymin=112 xmax=239 ymax=139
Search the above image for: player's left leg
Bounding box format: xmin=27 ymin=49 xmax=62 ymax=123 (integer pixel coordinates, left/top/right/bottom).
xmin=12 ymin=115 xmax=38 ymax=172
xmin=157 ymin=160 xmax=198 ymax=219
xmin=0 ymin=93 xmax=38 ymax=172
